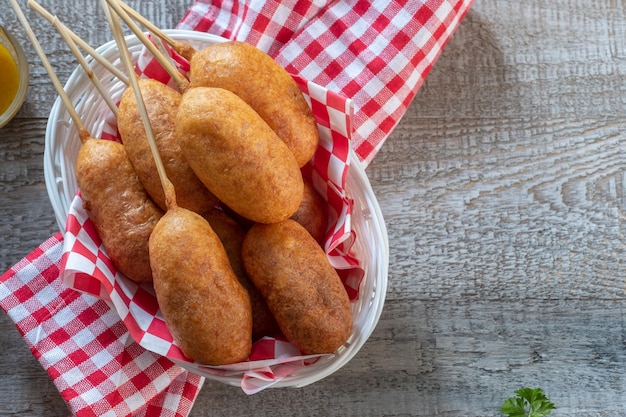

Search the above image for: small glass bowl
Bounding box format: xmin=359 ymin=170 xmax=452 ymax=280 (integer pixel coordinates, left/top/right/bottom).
xmin=0 ymin=26 xmax=29 ymax=128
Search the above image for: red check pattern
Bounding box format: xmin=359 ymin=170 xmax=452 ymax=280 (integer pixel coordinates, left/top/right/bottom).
xmin=178 ymin=0 xmax=475 ymax=165
xmin=0 ymin=234 xmax=203 ymax=417
xmin=1 ymin=0 xmax=472 ymax=413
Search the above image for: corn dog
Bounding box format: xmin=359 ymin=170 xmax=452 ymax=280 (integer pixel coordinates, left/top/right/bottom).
xmin=118 ymin=78 xmax=219 ymax=214
xmin=76 ymin=137 xmax=163 ymax=282
xmin=150 ymin=206 xmax=252 ymax=364
xmin=176 ymin=86 xmax=304 ymax=224
xmin=189 ymin=41 xmax=319 ymax=167
xmin=242 ymin=219 xmax=353 ymax=354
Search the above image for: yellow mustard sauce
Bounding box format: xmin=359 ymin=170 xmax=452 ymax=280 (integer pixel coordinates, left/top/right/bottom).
xmin=0 ymin=42 xmax=20 ymax=114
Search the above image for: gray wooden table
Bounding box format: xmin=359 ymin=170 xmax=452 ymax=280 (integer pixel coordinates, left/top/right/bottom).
xmin=2 ymin=0 xmax=626 ymax=415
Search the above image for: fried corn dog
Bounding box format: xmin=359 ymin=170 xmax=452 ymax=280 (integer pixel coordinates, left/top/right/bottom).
xmin=118 ymin=78 xmax=218 ymax=214
xmin=176 ymin=87 xmax=304 ymax=224
xmin=189 ymin=41 xmax=319 ymax=167
xmin=76 ymin=137 xmax=163 ymax=283
xmin=242 ymin=219 xmax=353 ymax=354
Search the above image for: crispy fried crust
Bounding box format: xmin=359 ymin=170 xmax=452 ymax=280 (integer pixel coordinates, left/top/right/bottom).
xmin=290 ymin=180 xmax=328 ymax=245
xmin=242 ymin=219 xmax=353 ymax=354
xmin=190 ymin=41 xmax=319 ymax=167
xmin=204 ymin=208 xmax=281 ymax=340
xmin=149 ymin=207 xmax=252 ymax=365
xmin=118 ymin=78 xmax=218 ymax=214
xmin=76 ymin=139 xmax=163 ymax=282
xmin=176 ymin=87 xmax=303 ymax=224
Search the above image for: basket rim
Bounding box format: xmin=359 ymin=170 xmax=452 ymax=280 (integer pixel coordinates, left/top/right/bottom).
xmin=43 ymin=29 xmax=389 ymax=389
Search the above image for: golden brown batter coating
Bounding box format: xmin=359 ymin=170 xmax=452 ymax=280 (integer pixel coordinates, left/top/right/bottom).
xmin=189 ymin=41 xmax=319 ymax=167
xmin=241 ymin=219 xmax=353 ymax=354
xmin=149 ymin=206 xmax=252 ymax=365
xmin=290 ymin=180 xmax=328 ymax=245
xmin=204 ymin=208 xmax=281 ymax=340
xmin=76 ymin=139 xmax=163 ymax=283
xmin=176 ymin=87 xmax=304 ymax=224
xmin=117 ymin=78 xmax=218 ymax=214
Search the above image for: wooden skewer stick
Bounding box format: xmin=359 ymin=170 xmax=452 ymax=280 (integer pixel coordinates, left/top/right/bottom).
xmin=51 ymin=17 xmax=119 ymax=117
xmin=150 ymin=32 xmax=174 ymax=70
xmin=28 ymin=0 xmax=130 ymax=86
xmin=114 ymin=0 xmax=195 ymax=59
xmin=104 ymin=0 xmax=189 ymax=92
xmin=101 ymin=0 xmax=177 ymax=209
xmin=8 ymin=0 xmax=90 ymax=144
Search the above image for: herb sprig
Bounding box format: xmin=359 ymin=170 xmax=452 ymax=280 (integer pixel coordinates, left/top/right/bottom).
xmin=501 ymin=387 xmax=555 ymax=417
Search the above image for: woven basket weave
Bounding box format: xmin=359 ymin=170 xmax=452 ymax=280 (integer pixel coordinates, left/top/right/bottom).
xmin=43 ymin=30 xmax=388 ymax=388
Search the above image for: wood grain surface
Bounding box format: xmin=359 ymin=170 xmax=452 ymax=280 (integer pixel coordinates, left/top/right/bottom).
xmin=2 ymin=0 xmax=626 ymax=416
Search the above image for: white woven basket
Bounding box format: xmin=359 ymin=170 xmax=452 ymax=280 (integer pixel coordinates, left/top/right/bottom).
xmin=43 ymin=30 xmax=388 ymax=388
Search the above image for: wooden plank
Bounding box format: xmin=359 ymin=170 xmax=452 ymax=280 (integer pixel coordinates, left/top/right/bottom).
xmin=193 ymin=299 xmax=626 ymax=416
xmin=370 ymin=115 xmax=626 ymax=301
xmin=0 ymin=119 xmax=57 ymax=272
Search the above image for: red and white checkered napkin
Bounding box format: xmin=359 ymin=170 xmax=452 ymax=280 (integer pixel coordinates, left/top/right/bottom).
xmin=62 ymin=73 xmax=364 ymax=394
xmin=178 ymin=0 xmax=475 ymax=166
xmin=0 ymin=234 xmax=203 ymax=416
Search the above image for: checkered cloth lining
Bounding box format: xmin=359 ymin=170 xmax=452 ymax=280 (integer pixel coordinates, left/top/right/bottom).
xmin=0 ymin=234 xmax=204 ymax=416
xmin=62 ymin=68 xmax=365 ymax=391
xmin=177 ymin=0 xmax=475 ymax=166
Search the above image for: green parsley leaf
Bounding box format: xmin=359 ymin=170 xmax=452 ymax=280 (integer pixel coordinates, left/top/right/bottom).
xmin=501 ymin=387 xmax=555 ymax=417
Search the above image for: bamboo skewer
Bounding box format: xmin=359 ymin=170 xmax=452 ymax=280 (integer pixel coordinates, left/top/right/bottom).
xmin=51 ymin=17 xmax=119 ymax=117
xmin=8 ymin=0 xmax=91 ymax=144
xmin=102 ymin=0 xmax=193 ymax=93
xmin=104 ymin=0 xmax=189 ymax=92
xmin=150 ymin=33 xmax=175 ymax=71
xmin=100 ymin=0 xmax=177 ymax=209
xmin=114 ymin=0 xmax=195 ymax=59
xmin=28 ymin=0 xmax=130 ymax=86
